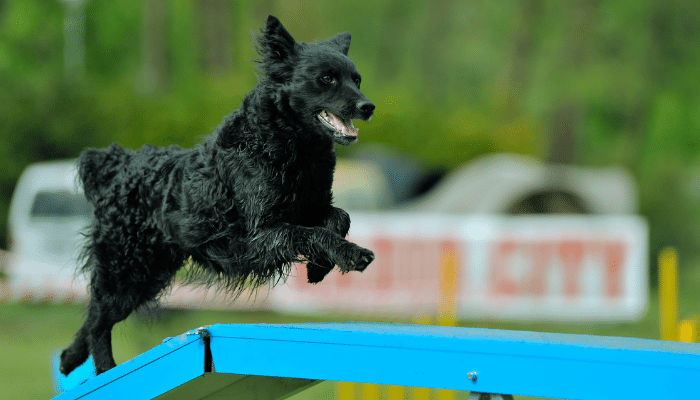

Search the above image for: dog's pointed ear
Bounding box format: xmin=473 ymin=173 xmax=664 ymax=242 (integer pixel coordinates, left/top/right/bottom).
xmin=254 ymin=15 xmax=298 ymax=82
xmin=323 ymin=32 xmax=351 ymax=56
xmin=256 ymin=15 xmax=297 ymax=63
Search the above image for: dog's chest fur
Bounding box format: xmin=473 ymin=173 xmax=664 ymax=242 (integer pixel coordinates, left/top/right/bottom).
xmin=208 ymin=104 xmax=339 ymax=229
xmin=240 ymin=134 xmax=336 ymax=227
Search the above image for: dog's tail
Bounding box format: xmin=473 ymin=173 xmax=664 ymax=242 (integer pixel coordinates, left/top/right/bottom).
xmin=78 ymin=143 xmax=131 ymax=204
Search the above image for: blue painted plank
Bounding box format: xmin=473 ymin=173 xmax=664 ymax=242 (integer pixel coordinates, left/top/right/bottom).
xmin=207 ymin=322 xmax=700 ymax=400
xmin=54 ymin=322 xmax=700 ymax=400
xmin=53 ymin=329 xmax=205 ymax=400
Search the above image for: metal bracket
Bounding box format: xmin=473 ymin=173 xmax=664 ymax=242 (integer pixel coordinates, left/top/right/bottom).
xmin=468 ymin=392 xmax=515 ymax=400
xmin=195 ymin=327 xmax=213 ymax=373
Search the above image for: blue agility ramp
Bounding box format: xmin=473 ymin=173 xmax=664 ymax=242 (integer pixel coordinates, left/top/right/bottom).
xmin=53 ymin=322 xmax=700 ymax=400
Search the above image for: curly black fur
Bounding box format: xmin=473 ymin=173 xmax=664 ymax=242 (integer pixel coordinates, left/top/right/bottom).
xmin=60 ymin=15 xmax=375 ymax=376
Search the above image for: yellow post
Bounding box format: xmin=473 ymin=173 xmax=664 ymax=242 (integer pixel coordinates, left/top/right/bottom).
xmin=361 ymin=383 xmax=380 ymax=400
xmin=437 ymin=388 xmax=458 ymax=400
xmin=387 ymin=385 xmax=405 ymax=400
xmin=437 ymin=242 xmax=459 ymax=327
xmin=679 ymin=315 xmax=700 ymax=343
xmin=436 ymin=242 xmax=459 ymax=399
xmin=410 ymin=315 xmax=433 ymax=399
xmin=413 ymin=313 xmax=433 ymax=325
xmin=413 ymin=386 xmax=431 ymax=400
xmin=659 ymin=247 xmax=679 ymax=341
xmin=336 ymin=381 xmax=356 ymax=400
xmin=407 ymin=244 xmax=460 ymax=400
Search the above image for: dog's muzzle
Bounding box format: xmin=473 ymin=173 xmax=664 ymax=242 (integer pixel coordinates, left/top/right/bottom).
xmin=356 ymin=100 xmax=375 ymax=121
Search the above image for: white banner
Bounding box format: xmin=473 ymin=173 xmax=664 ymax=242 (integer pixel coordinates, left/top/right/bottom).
xmin=1 ymin=214 xmax=648 ymax=321
xmin=271 ymin=213 xmax=648 ymax=321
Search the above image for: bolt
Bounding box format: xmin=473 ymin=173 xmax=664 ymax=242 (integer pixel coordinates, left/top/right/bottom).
xmin=467 ymin=371 xmax=477 ymax=383
xmin=195 ymin=326 xmax=211 ymax=338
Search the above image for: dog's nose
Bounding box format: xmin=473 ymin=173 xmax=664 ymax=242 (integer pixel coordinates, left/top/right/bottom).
xmin=356 ymin=101 xmax=375 ymax=116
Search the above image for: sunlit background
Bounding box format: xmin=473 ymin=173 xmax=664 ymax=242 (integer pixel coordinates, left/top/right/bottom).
xmin=1 ymin=1 xmax=700 ymax=399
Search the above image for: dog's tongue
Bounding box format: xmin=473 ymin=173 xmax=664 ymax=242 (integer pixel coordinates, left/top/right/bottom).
xmin=328 ymin=112 xmax=358 ymax=136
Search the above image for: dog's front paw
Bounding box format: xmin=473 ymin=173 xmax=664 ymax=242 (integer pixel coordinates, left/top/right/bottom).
xmin=353 ymin=248 xmax=374 ymax=272
xmin=307 ymin=260 xmax=334 ymax=284
xmin=336 ymin=243 xmax=374 ymax=273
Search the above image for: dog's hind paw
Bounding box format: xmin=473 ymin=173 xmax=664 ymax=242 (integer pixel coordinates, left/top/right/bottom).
xmin=59 ymin=348 xmax=86 ymax=377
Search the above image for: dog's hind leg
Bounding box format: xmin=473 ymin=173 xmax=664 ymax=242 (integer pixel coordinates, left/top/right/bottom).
xmin=59 ymin=324 xmax=90 ymax=376
xmin=59 ymin=267 xmax=133 ymax=375
xmin=60 ymin=282 xmax=129 ymax=375
xmin=89 ymin=261 xmax=180 ymax=375
xmin=63 ymin=250 xmax=180 ymax=375
xmin=60 ymin=273 xmax=107 ymax=376
xmin=86 ymin=295 xmax=130 ymax=375
xmin=60 ymin=288 xmax=130 ymax=376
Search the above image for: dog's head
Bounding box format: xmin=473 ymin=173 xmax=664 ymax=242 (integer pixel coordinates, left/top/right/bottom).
xmin=255 ymin=15 xmax=374 ymax=145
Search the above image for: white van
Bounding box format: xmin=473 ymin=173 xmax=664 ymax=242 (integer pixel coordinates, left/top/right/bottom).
xmin=5 ymin=159 xmax=91 ymax=301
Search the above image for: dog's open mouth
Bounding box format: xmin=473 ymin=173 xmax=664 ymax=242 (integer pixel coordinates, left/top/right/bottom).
xmin=318 ymin=110 xmax=358 ymax=137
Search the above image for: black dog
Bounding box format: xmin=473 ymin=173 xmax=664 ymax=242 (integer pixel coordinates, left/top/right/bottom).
xmin=60 ymin=15 xmax=375 ymax=376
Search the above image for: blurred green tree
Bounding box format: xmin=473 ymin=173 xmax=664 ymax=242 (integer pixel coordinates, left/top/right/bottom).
xmin=0 ymin=0 xmax=699 ymax=276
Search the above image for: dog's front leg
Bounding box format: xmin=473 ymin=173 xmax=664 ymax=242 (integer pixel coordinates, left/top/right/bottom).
xmin=324 ymin=206 xmax=351 ymax=238
xmin=306 ymin=258 xmax=334 ymax=284
xmin=251 ymin=223 xmax=373 ymax=280
xmin=306 ymin=206 xmax=352 ymax=283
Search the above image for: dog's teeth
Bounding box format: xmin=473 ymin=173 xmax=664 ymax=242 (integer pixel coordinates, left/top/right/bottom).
xmin=320 ymin=110 xmax=332 ymax=124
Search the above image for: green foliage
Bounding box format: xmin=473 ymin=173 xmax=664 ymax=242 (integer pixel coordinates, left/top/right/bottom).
xmin=1 ymin=0 xmax=700 ymax=269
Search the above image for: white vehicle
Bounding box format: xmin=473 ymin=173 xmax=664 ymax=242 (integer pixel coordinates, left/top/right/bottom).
xmin=5 ymin=159 xmax=91 ymax=301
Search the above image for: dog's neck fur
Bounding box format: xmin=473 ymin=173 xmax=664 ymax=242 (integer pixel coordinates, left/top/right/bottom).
xmin=218 ymin=82 xmax=333 ymax=151
xmin=203 ymin=82 xmax=336 ymax=197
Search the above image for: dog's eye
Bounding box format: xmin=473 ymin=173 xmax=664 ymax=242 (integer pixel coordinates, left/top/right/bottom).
xmin=321 ymin=75 xmax=335 ymax=84
xmin=354 ymin=79 xmax=361 ymax=89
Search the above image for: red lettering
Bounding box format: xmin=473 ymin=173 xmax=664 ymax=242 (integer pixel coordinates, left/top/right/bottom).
xmin=491 ymin=239 xmax=518 ymax=295
xmin=528 ymin=241 xmax=555 ymax=295
xmin=491 ymin=238 xmax=625 ymax=299
xmin=374 ymin=237 xmax=393 ymax=290
xmin=604 ymin=241 xmax=626 ymax=297
xmin=559 ymin=241 xmax=584 ymax=297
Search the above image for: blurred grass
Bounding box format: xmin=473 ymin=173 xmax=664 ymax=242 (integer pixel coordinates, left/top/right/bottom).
xmin=1 ymin=262 xmax=699 ymax=400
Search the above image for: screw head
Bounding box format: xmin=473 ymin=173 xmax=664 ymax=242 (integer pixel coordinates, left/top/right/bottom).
xmin=467 ymin=371 xmax=477 ymax=382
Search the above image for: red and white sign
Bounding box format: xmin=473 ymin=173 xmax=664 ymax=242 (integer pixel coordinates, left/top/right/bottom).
xmin=270 ymin=213 xmax=648 ymax=321
xmin=2 ymin=213 xmax=648 ymax=321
